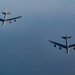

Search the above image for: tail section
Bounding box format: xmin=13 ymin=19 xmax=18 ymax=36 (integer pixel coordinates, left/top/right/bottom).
xmin=2 ymin=12 xmax=11 ymax=15
xmin=61 ymin=35 xmax=71 ymax=39
xmin=2 ymin=9 xmax=11 ymax=15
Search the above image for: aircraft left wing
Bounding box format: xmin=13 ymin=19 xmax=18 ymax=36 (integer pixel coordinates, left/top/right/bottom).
xmin=48 ymin=40 xmax=66 ymax=49
xmin=69 ymin=44 xmax=75 ymax=48
xmin=0 ymin=18 xmax=4 ymax=22
xmin=5 ymin=16 xmax=22 ymax=21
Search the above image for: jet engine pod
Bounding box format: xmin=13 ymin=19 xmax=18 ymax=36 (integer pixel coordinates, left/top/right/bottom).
xmin=73 ymin=47 xmax=75 ymax=50
xmin=54 ymin=45 xmax=56 ymax=47
xmin=59 ymin=47 xmax=61 ymax=50
xmin=9 ymin=21 xmax=11 ymax=23
xmin=14 ymin=19 xmax=16 ymax=22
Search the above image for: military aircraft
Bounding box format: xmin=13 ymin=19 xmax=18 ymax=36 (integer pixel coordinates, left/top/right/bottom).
xmin=0 ymin=9 xmax=22 ymax=26
xmin=48 ymin=35 xmax=75 ymax=54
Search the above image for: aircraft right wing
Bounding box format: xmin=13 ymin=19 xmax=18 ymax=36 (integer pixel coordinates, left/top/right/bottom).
xmin=0 ymin=18 xmax=4 ymax=22
xmin=69 ymin=44 xmax=75 ymax=48
xmin=5 ymin=16 xmax=22 ymax=22
xmin=48 ymin=40 xmax=66 ymax=49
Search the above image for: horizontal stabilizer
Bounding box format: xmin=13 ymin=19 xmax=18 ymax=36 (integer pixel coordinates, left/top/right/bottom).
xmin=2 ymin=12 xmax=11 ymax=15
xmin=61 ymin=36 xmax=71 ymax=39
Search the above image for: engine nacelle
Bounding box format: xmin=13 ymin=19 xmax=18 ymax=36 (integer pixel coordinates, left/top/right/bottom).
xmin=14 ymin=19 xmax=16 ymax=22
xmin=59 ymin=47 xmax=61 ymax=50
xmin=9 ymin=21 xmax=11 ymax=23
xmin=54 ymin=45 xmax=56 ymax=47
xmin=73 ymin=47 xmax=75 ymax=50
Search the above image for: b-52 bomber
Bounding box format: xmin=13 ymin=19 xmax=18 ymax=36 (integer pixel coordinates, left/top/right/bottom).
xmin=48 ymin=35 xmax=75 ymax=54
xmin=0 ymin=9 xmax=22 ymax=26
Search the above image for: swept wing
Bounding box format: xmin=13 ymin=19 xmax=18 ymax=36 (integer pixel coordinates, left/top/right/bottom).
xmin=69 ymin=44 xmax=75 ymax=48
xmin=0 ymin=18 xmax=4 ymax=22
xmin=48 ymin=40 xmax=66 ymax=49
xmin=5 ymin=16 xmax=22 ymax=22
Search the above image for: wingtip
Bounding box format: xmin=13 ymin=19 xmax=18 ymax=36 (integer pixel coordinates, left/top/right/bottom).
xmin=18 ymin=16 xmax=22 ymax=18
xmin=20 ymin=16 xmax=22 ymax=17
xmin=48 ymin=40 xmax=50 ymax=42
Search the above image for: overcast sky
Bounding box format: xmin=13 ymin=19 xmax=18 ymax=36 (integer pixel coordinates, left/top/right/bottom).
xmin=0 ymin=0 xmax=75 ymax=75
